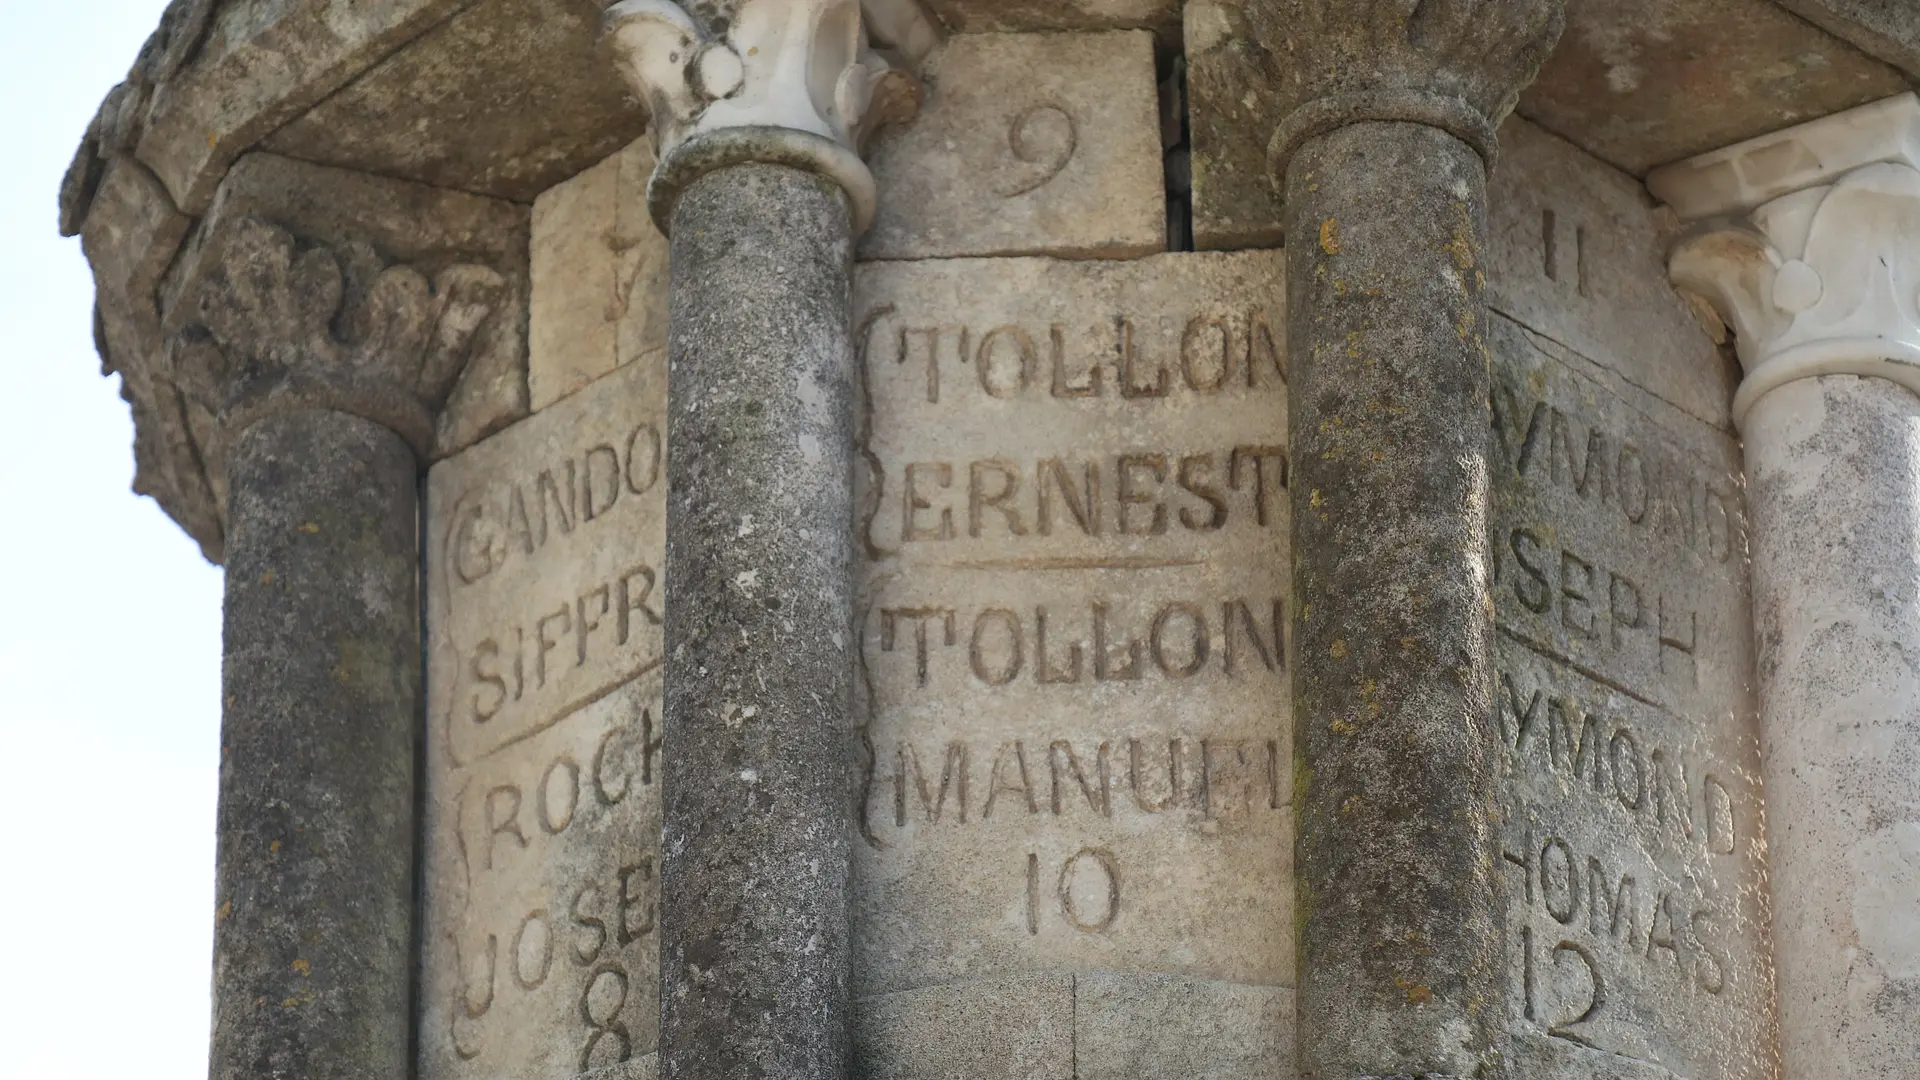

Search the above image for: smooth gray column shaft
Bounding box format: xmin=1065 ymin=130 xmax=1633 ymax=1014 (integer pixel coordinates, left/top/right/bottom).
xmin=1286 ymin=121 xmax=1505 ymax=1080
xmin=660 ymin=163 xmax=856 ymax=1080
xmin=213 ymin=408 xmax=420 ymax=1080
xmin=1746 ymin=374 xmax=1920 ymax=1080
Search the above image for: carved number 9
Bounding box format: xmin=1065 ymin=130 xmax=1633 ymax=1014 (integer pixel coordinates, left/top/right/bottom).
xmin=999 ymin=104 xmax=1079 ymax=198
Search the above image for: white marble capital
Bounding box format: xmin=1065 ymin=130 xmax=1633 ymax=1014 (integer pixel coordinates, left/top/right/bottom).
xmin=603 ymin=0 xmax=925 ymax=233
xmin=1654 ymin=93 xmax=1920 ymax=429
xmin=1652 ymin=93 xmax=1920 ymax=1080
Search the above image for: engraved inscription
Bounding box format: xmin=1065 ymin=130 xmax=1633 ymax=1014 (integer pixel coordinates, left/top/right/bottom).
xmin=423 ymin=358 xmax=666 ymax=1080
xmin=1491 ymin=316 xmax=1772 ymax=1080
xmin=998 ymin=103 xmax=1078 ymax=198
xmin=852 ymin=253 xmax=1293 ymax=1018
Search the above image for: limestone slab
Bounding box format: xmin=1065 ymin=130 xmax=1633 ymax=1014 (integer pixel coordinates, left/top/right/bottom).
xmin=1773 ymin=0 xmax=1920 ymax=78
xmin=420 ymin=356 xmax=667 ymax=1080
xmin=137 ymin=0 xmax=471 ymax=213
xmin=263 ymin=0 xmax=647 ymax=204
xmin=851 ymin=251 xmax=1291 ymax=1076
xmin=862 ymin=32 xmax=1165 ymax=260
xmin=919 ymin=0 xmax=1180 ymax=37
xmin=1519 ymin=0 xmax=1908 ymax=175
xmin=1183 ymin=0 xmax=1284 ymax=250
xmin=1490 ymin=315 xmax=1779 ymax=1080
xmin=1487 ymin=117 xmax=1739 ymax=428
xmin=529 ymin=138 xmax=669 ymax=414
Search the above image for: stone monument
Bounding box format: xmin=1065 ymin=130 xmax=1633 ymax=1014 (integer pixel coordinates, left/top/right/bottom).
xmin=62 ymin=0 xmax=1920 ymax=1078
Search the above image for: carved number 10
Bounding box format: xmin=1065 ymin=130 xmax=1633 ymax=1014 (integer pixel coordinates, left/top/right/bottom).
xmin=1026 ymin=849 xmax=1121 ymax=934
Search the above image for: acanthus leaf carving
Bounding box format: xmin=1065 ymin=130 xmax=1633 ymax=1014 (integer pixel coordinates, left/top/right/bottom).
xmin=1659 ymin=95 xmax=1920 ymax=428
xmin=602 ymin=0 xmax=925 ymax=233
xmin=172 ymin=216 xmax=508 ymax=511
xmin=1261 ymin=0 xmax=1567 ymax=179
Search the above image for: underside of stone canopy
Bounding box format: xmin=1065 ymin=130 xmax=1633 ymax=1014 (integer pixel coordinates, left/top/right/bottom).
xmin=62 ymin=1 xmax=1920 ymax=1079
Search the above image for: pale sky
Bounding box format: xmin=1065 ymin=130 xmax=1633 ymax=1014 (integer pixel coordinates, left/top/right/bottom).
xmin=0 ymin=2 xmax=223 ymax=1078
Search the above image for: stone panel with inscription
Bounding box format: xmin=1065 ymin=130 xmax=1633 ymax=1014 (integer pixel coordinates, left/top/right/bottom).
xmin=1489 ymin=289 xmax=1780 ymax=1075
xmin=419 ymin=357 xmax=667 ymax=1080
xmin=861 ymin=32 xmax=1166 ymax=262
xmin=851 ymin=252 xmax=1292 ymax=1077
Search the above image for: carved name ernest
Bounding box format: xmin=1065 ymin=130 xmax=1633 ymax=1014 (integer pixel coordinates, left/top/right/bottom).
xmin=420 ymin=357 xmax=667 ymax=1080
xmin=1490 ymin=316 xmax=1776 ymax=1080
xmin=851 ymin=252 xmax=1292 ymax=1021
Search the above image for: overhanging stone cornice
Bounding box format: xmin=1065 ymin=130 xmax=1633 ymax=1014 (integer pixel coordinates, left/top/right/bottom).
xmin=1771 ymin=0 xmax=1920 ymax=82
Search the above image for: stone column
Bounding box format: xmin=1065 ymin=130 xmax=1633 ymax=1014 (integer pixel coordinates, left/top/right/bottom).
xmin=170 ymin=212 xmax=511 ymax=1080
xmin=1258 ymin=5 xmax=1565 ymax=1077
xmin=603 ymin=4 xmax=914 ymax=1076
xmin=1658 ymin=92 xmax=1920 ymax=1080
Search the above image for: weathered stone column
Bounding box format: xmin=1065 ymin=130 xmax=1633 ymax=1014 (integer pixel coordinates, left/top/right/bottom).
xmin=1259 ymin=5 xmax=1564 ymax=1077
xmin=603 ymin=4 xmax=914 ymax=1076
xmin=1659 ymin=92 xmax=1920 ymax=1080
xmin=168 ymin=205 xmax=513 ymax=1080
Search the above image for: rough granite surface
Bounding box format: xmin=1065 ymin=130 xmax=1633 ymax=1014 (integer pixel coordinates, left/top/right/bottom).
xmin=659 ymin=164 xmax=857 ymax=1080
xmin=214 ymin=409 xmax=420 ymax=1080
xmin=1287 ymin=120 xmax=1507 ymax=1080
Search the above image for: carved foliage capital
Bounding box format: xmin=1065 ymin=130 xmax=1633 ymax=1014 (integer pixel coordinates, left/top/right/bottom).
xmin=1263 ymin=0 xmax=1566 ymax=178
xmin=1673 ymin=162 xmax=1920 ymax=426
xmin=171 ymin=216 xmax=508 ymax=497
xmin=603 ymin=0 xmax=921 ymax=232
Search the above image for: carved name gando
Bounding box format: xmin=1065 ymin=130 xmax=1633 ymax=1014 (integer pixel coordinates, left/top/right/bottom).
xmin=861 ymin=307 xmax=1285 ymax=404
xmin=444 ymin=420 xmax=663 ymax=587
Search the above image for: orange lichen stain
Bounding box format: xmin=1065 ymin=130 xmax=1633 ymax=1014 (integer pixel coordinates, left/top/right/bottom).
xmin=298 ymin=522 xmax=320 ymax=534
xmin=1406 ymin=984 xmax=1433 ymax=1005
xmin=207 ymin=132 xmax=218 ymax=149
xmin=215 ymin=901 xmax=232 ymax=924
xmin=292 ymin=959 xmax=311 ymax=977
xmin=270 ymin=840 xmax=281 ymax=854
xmin=1319 ymin=218 xmax=1341 ymax=255
xmin=260 ymin=571 xmax=275 ymax=585
xmin=1329 ymin=638 xmax=1348 ymax=659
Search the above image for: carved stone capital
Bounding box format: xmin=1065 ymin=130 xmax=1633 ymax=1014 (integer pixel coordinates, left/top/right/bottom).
xmin=1260 ymin=0 xmax=1566 ymax=180
xmin=173 ymin=217 xmax=507 ymax=463
xmin=83 ymin=153 xmax=529 ymax=563
xmin=603 ymin=0 xmax=923 ymax=232
xmin=1658 ymin=93 xmax=1920 ymax=428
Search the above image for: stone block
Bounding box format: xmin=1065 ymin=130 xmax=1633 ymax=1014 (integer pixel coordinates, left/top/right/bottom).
xmin=862 ymin=32 xmax=1165 ymax=260
xmin=850 ymin=251 xmax=1291 ymax=1072
xmin=1773 ymin=0 xmax=1920 ymax=78
xmin=419 ymin=355 xmax=667 ymax=1080
xmin=854 ymin=975 xmax=1076 ymax=1079
xmin=1183 ymin=0 xmax=1284 ymax=250
xmin=1519 ymin=0 xmax=1908 ymax=174
xmin=137 ymin=0 xmax=470 ymax=213
xmin=160 ymin=152 xmax=531 ymax=460
xmin=1486 ymin=117 xmax=1739 ymax=428
xmin=919 ymin=0 xmax=1180 ymax=37
xmin=1488 ymin=315 xmax=1779 ymax=1080
xmin=529 ymin=138 xmax=670 ymax=414
xmin=1075 ymin=974 xmax=1291 ymax=1079
xmin=263 ymin=0 xmax=648 ymax=204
